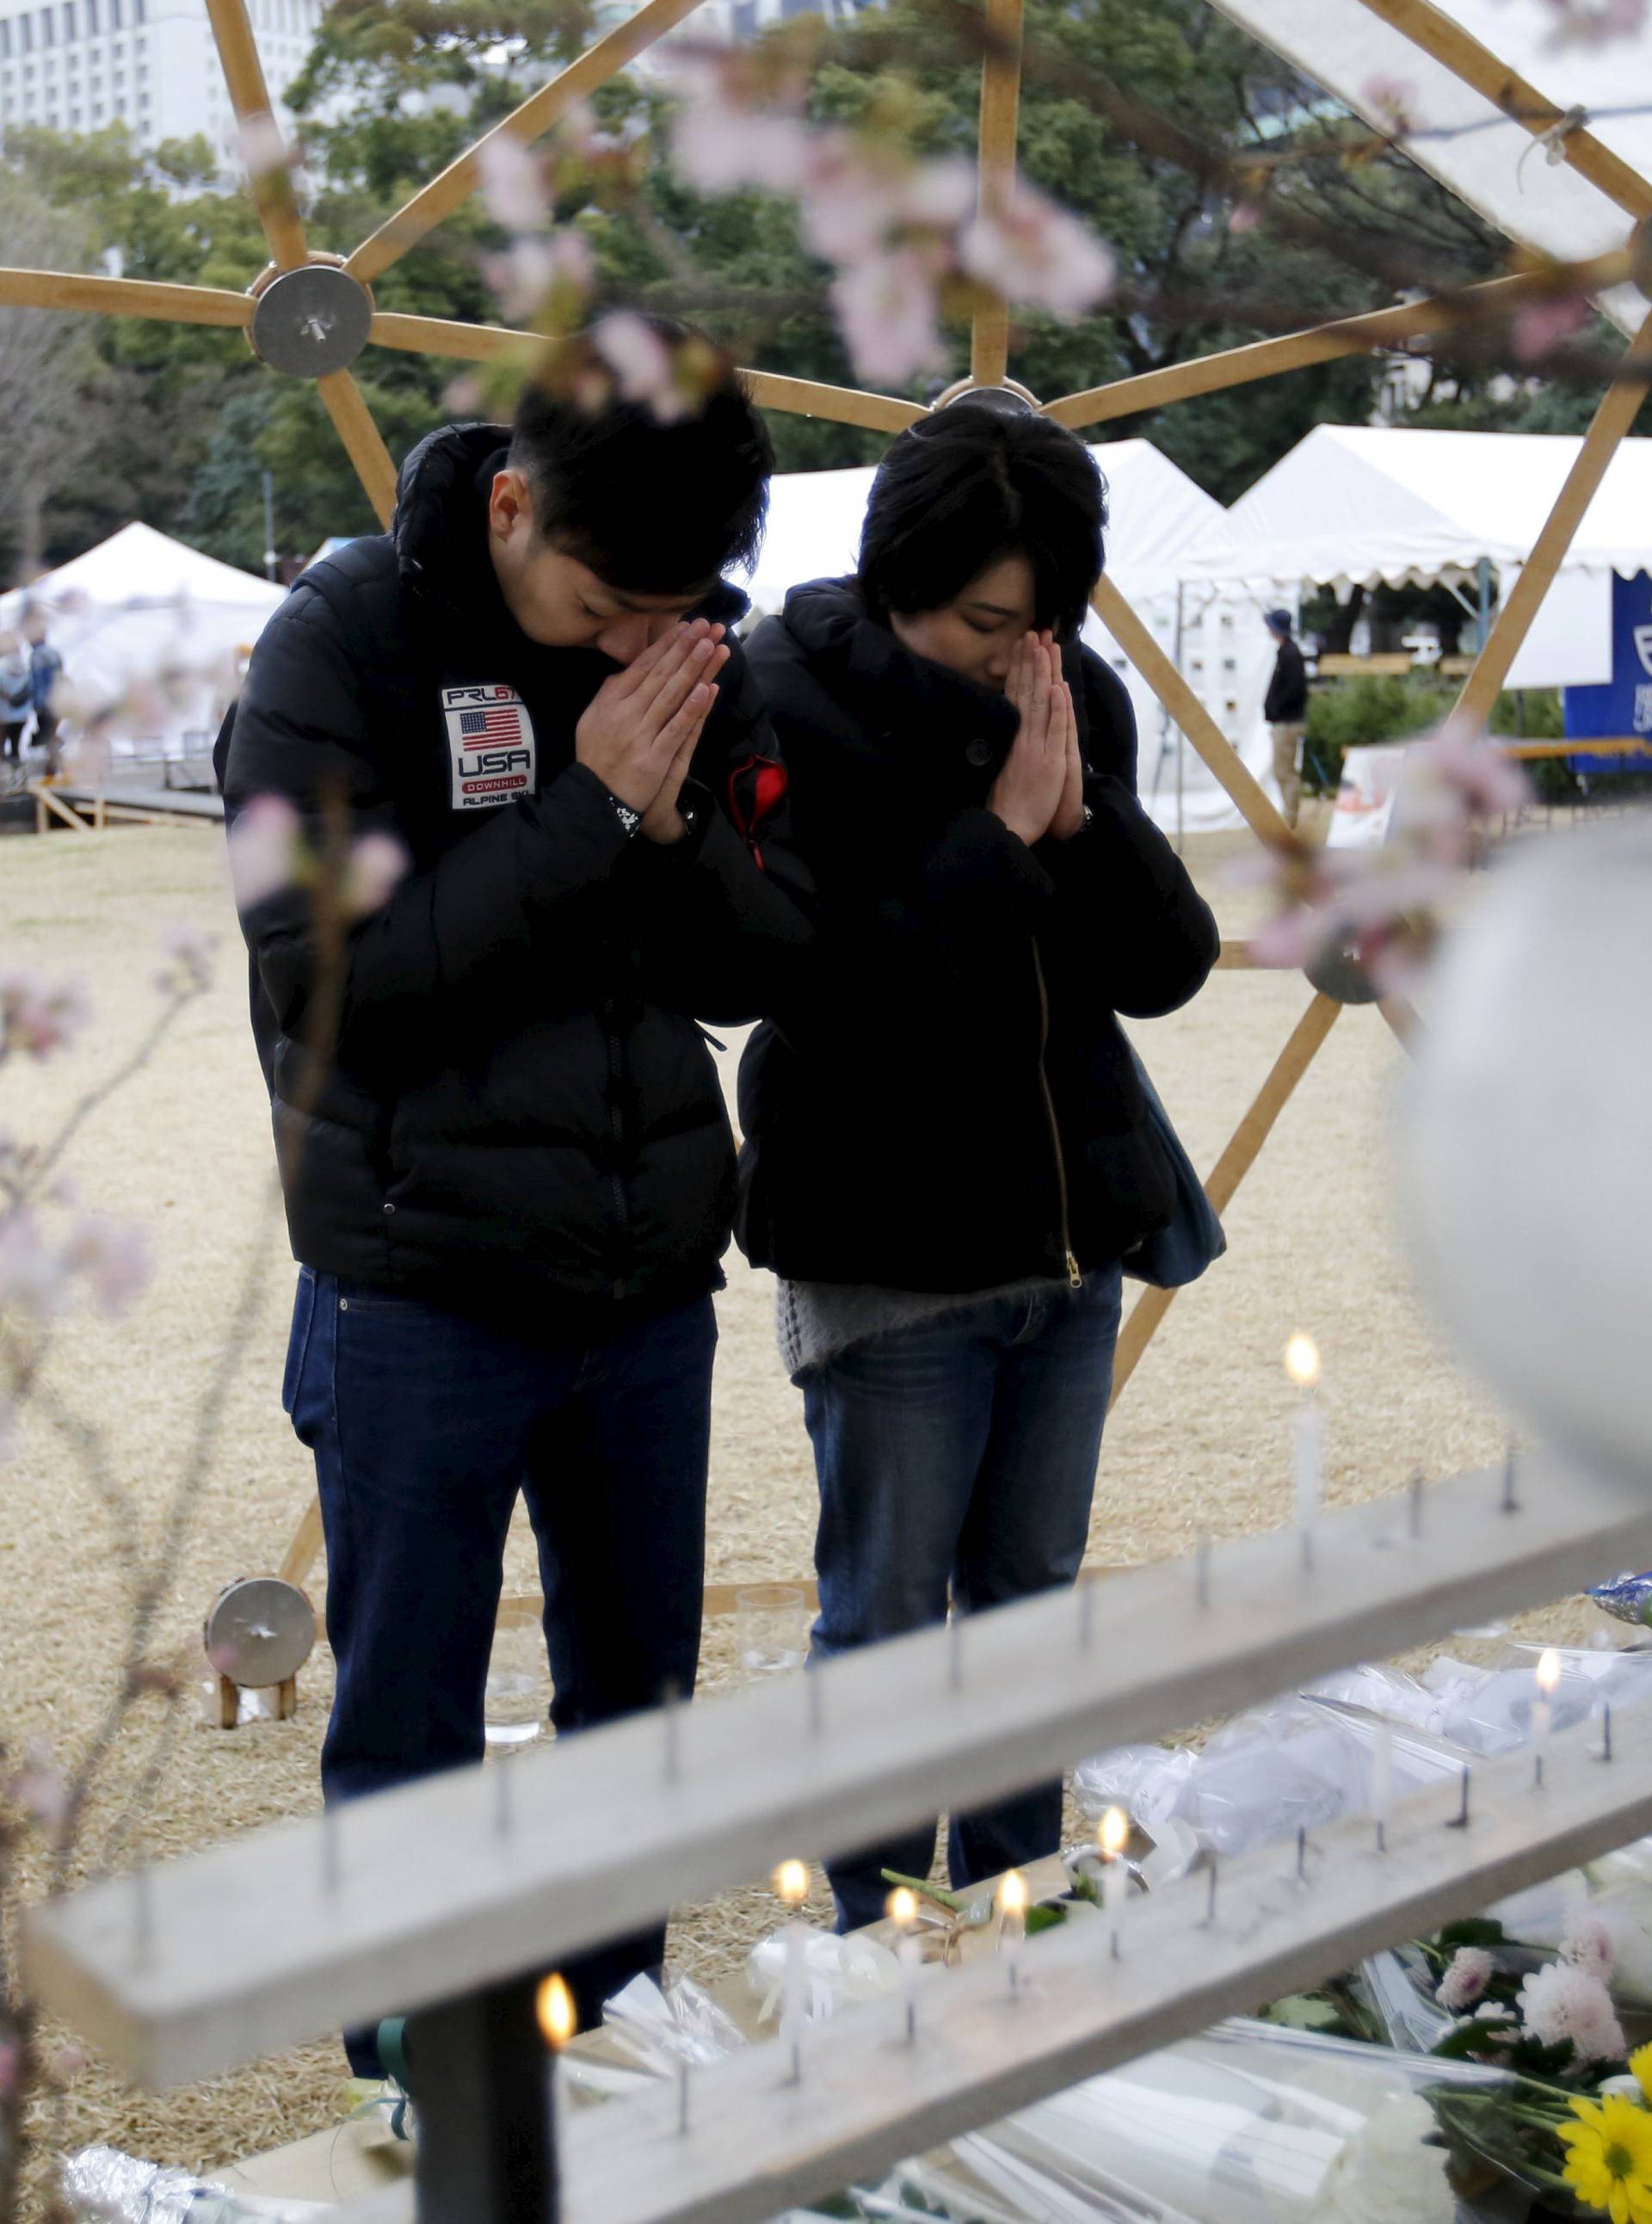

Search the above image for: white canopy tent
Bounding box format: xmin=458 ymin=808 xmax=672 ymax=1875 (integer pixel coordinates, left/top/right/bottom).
xmin=0 ymin=521 xmax=284 ymax=776
xmin=1181 ymin=425 xmax=1652 ymax=687
xmin=1206 ymin=0 xmax=1651 ymax=334
xmin=744 ymin=440 xmax=1260 ymax=833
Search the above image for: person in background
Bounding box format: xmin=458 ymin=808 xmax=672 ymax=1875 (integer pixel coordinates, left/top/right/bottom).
xmin=0 ymin=633 xmax=32 ymax=767
xmin=736 ymin=395 xmax=1218 ymax=1931
xmin=219 ymin=323 xmax=811 ymax=2054
xmin=1263 ymin=607 xmax=1309 ymax=829
xmin=23 ymin=613 xmax=63 ymax=777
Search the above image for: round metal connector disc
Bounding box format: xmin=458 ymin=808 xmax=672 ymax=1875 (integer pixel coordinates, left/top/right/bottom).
xmin=1304 ymin=942 xmax=1383 ymax=1005
xmin=250 ymin=264 xmax=374 ymax=377
xmin=203 ymin=1575 xmax=317 ymax=1687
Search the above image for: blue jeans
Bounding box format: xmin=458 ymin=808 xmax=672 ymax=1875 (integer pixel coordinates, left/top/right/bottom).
xmin=803 ymin=1268 xmax=1123 ymax=1931
xmin=284 ymin=1267 xmax=717 ymax=2067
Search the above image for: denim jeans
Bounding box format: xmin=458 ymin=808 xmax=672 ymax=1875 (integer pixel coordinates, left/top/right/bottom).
xmin=283 ymin=1267 xmax=717 ymax=2068
xmin=802 ymin=1267 xmax=1124 ymax=1931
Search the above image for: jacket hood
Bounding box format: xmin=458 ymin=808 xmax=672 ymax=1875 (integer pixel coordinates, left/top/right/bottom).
xmin=777 ymin=576 xmax=1020 ymax=760
xmin=391 ymin=422 xmax=750 ymax=629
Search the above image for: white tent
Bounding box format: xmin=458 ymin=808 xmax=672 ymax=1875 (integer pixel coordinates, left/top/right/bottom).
xmin=1181 ymin=425 xmax=1652 ymax=687
xmin=0 ymin=521 xmax=284 ymax=775
xmin=744 ymin=440 xmax=1254 ymax=832
xmin=1206 ymin=0 xmax=1651 ymax=336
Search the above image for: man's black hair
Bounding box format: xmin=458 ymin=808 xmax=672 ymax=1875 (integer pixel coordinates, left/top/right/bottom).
xmin=509 ymin=319 xmax=773 ymax=595
xmin=857 ymin=396 xmax=1106 ymax=640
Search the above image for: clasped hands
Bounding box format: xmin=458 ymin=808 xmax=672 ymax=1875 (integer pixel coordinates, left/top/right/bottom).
xmin=987 ymin=631 xmax=1087 ymax=847
xmin=575 ymin=618 xmax=729 ymax=844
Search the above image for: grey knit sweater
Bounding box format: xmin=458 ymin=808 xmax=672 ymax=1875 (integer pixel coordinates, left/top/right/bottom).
xmin=777 ymin=1275 xmax=1067 ymax=1379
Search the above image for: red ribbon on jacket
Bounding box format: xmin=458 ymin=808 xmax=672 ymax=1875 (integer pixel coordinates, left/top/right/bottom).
xmin=725 ymin=753 xmax=787 ymax=870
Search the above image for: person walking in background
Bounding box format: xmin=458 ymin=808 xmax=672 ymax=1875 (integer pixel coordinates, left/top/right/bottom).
xmin=1264 ymin=607 xmax=1309 ymax=829
xmin=219 ymin=323 xmax=811 ymax=2053
xmin=0 ymin=633 xmax=32 ymax=768
xmin=24 ymin=614 xmax=63 ymax=777
xmin=737 ymin=395 xmax=1218 ymax=1931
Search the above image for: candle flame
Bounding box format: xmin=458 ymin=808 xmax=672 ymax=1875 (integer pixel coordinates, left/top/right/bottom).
xmin=1284 ymin=1334 xmax=1321 ymax=1389
xmin=1098 ymin=1807 xmax=1128 ymax=1861
xmin=536 ymin=1973 xmax=576 ymax=2051
xmin=997 ymin=1869 xmax=1027 ymax=1917
xmin=886 ymin=1887 xmax=918 ymax=1928
xmin=1536 ymin=1647 xmax=1562 ymax=1697
xmin=774 ymin=1858 xmax=810 ymax=1908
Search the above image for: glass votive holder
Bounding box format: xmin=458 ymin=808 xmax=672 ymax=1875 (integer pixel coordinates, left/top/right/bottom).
xmin=736 ymin=1583 xmax=810 ymax=1676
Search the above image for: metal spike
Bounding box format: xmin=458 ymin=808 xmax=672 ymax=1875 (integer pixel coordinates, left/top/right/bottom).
xmin=1603 ymin=1700 xmax=1614 ymax=1764
xmin=1203 ymin=1856 xmax=1218 ymax=1927
xmin=1408 ymin=1472 xmax=1424 ymax=1538
xmin=1447 ymin=1763 xmax=1471 ymax=1828
xmin=1501 ymin=1444 xmax=1519 ymax=1514
xmin=1194 ymin=1533 xmax=1212 ymax=1611
xmin=1296 ymin=1826 xmax=1308 ymax=1882
xmin=677 ymin=2059 xmax=690 ymax=2135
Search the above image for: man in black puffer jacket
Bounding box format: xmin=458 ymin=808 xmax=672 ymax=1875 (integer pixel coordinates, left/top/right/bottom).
xmin=219 ymin=332 xmax=810 ymax=2052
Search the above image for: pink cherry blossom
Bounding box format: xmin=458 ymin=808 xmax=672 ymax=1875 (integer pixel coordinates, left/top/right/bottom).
xmin=343 ymin=831 xmax=410 ymax=921
xmin=962 ymin=190 xmax=1117 ymax=320
xmin=0 ymin=1209 xmax=69 ymax=1315
xmin=1363 ymin=75 xmax=1421 ymax=134
xmin=831 ymin=250 xmax=949 ymax=388
xmin=7 ymin=1739 xmax=69 ymax=1832
xmin=478 ymin=132 xmax=551 ymax=233
xmin=1437 ymin=1945 xmax=1495 ymax=2010
xmin=227 ymin=794 xmax=303 ymax=913
xmin=0 ymin=970 xmax=90 ymax=1059
xmin=65 ymin=1217 xmax=151 ymax=1316
xmin=1512 ymin=293 xmax=1589 ymax=365
xmin=157 ymin=924 xmax=217 ymax=995
xmin=593 ymin=311 xmax=689 ymax=422
xmin=1538 ymin=0 xmax=1647 ymax=45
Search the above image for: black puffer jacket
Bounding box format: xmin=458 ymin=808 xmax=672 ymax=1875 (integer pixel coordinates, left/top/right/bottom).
xmin=736 ymin=581 xmax=1218 ymax=1293
xmin=219 ymin=424 xmax=811 ymax=1335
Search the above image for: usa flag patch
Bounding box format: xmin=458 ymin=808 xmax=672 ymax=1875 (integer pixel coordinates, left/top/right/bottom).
xmin=441 ymin=683 xmax=537 ymax=810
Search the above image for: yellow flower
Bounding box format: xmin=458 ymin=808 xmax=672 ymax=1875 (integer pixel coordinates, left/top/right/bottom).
xmin=1559 ymin=2092 xmax=1652 ymax=2224
xmin=1631 ymin=2042 xmax=1652 ymax=2104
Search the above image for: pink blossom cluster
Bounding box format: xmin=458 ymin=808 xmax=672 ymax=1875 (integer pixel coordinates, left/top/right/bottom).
xmin=0 ymin=970 xmax=89 ymax=1062
xmin=0 ymin=1206 xmax=151 ymax=1321
xmin=1537 ymin=0 xmax=1648 ymax=46
xmin=668 ymin=54 xmax=1114 ymax=385
xmin=1519 ymin=1957 xmax=1627 ymax=2064
xmin=1247 ymin=718 xmax=1530 ymax=995
xmin=227 ymin=794 xmax=410 ymax=921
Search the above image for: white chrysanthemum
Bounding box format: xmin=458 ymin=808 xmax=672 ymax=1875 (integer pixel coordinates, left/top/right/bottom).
xmin=1437 ymin=1946 xmax=1495 ymax=2011
xmin=1519 ymin=1959 xmax=1627 ymax=2064
xmin=1318 ymin=2091 xmax=1456 ymax=2224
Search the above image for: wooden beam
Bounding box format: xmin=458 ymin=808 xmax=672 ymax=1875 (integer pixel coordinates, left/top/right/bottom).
xmin=1455 ymin=307 xmax=1652 ymax=729
xmin=367 ymin=311 xmax=539 ymax=364
xmin=1109 ymin=993 xmax=1342 ymax=1408
xmin=1043 ymin=253 xmax=1632 ymax=431
xmin=26 ymin=782 xmax=96 ymax=834
xmin=317 ymin=371 xmax=399 ymax=529
xmin=1350 ymin=0 xmax=1652 ymax=223
xmin=1089 ymin=576 xmax=1293 ymax=845
xmin=970 ymin=0 xmax=1024 ymax=386
xmin=25 ymin=1442 xmax=1651 ymax=2090
xmin=347 ymin=0 xmax=710 ymax=286
xmin=0 ymin=268 xmax=252 ymax=327
xmin=202 ymin=0 xmax=309 ymax=273
xmin=1500 ymin=735 xmax=1652 ymax=759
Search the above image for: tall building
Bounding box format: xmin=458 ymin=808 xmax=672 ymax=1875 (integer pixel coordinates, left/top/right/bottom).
xmin=0 ymin=0 xmax=322 ymax=156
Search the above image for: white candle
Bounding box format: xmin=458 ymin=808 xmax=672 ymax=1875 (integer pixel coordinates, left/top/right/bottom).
xmin=774 ymin=1859 xmax=811 ymax=2073
xmin=886 ymin=1887 xmax=921 ymax=2042
xmin=1285 ymin=1334 xmax=1322 ymax=1537
xmin=1097 ymin=1807 xmax=1129 ymax=1921
xmin=997 ymin=1869 xmax=1027 ymax=1994
xmin=1370 ymin=1721 xmax=1393 ymax=1843
xmin=1532 ymin=1648 xmax=1561 ymax=1783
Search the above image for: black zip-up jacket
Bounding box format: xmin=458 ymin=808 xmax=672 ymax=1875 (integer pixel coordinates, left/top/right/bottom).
xmin=1265 ymin=635 xmax=1308 ymax=723
xmin=218 ymin=423 xmax=811 ymax=1335
xmin=735 ymin=580 xmax=1218 ymax=1293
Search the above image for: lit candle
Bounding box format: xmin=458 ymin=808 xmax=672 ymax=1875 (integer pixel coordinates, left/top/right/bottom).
xmin=1285 ymin=1334 xmax=1322 ymax=1552
xmin=1098 ymin=1807 xmax=1128 ymax=1956
xmin=1370 ymin=1720 xmax=1393 ymax=1850
xmin=886 ymin=1886 xmax=921 ymax=2043
xmin=1532 ymin=1648 xmax=1561 ymax=1785
xmin=536 ymin=1970 xmax=576 ymax=2094
xmin=774 ymin=1858 xmax=811 ymax=2079
xmin=997 ymin=1868 xmax=1027 ymax=1996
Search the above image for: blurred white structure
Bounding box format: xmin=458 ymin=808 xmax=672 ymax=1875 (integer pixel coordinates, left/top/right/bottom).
xmin=0 ymin=519 xmax=282 ymax=773
xmin=0 ymin=0 xmax=322 ymax=152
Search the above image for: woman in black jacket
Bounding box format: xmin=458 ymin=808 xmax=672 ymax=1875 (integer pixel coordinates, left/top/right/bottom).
xmin=737 ymin=395 xmax=1218 ymax=1929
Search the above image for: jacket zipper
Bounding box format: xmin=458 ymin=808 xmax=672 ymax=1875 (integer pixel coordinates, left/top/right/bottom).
xmin=603 ymin=990 xmax=630 ymax=1301
xmin=1032 ymin=942 xmax=1082 ymax=1290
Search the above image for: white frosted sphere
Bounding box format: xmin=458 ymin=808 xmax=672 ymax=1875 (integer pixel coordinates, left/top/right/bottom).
xmin=1396 ymin=819 xmax=1652 ymax=1480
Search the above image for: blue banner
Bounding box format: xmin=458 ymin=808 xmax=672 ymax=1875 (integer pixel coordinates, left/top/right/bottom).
xmin=1563 ymin=570 xmax=1652 ymax=772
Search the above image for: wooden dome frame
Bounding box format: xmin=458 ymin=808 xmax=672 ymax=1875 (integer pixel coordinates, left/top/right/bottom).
xmin=3 ymin=0 xmax=1649 ymax=1614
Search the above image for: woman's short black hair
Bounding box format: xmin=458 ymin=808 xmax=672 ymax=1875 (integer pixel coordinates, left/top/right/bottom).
xmin=509 ymin=318 xmax=773 ymax=595
xmin=857 ymin=396 xmax=1106 ymax=639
